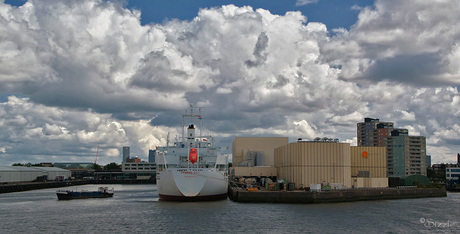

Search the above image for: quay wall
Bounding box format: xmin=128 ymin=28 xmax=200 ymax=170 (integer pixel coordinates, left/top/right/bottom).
xmin=0 ymin=179 xmax=155 ymax=194
xmin=228 ymin=187 xmax=447 ymax=203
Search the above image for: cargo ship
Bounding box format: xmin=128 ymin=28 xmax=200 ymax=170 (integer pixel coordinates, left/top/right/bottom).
xmin=56 ymin=187 xmax=114 ymax=200
xmin=156 ymin=106 xmax=228 ymax=201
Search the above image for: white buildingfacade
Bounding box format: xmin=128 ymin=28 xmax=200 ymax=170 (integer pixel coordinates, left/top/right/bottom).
xmin=446 ymin=164 xmax=460 ymax=181
xmin=0 ymin=166 xmax=71 ymax=183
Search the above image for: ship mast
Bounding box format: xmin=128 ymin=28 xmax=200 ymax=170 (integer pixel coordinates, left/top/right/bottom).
xmin=182 ymin=104 xmax=204 ymax=141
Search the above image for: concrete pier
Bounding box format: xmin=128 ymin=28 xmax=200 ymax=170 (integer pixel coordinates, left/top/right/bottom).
xmin=228 ymin=186 xmax=447 ymax=203
xmin=0 ymin=179 xmax=155 ymax=194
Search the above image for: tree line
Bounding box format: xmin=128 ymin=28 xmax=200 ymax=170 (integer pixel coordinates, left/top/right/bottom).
xmin=12 ymin=162 xmax=122 ymax=171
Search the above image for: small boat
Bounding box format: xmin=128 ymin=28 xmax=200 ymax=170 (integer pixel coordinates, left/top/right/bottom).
xmin=56 ymin=187 xmax=114 ymax=200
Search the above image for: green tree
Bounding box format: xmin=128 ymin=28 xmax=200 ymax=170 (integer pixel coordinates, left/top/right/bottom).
xmin=93 ymin=163 xmax=102 ymax=171
xmin=104 ymin=162 xmax=121 ymax=171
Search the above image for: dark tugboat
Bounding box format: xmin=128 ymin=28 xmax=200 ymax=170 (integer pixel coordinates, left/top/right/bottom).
xmin=56 ymin=187 xmax=114 ymax=200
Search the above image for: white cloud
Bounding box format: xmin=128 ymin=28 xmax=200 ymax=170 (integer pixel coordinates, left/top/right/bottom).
xmin=0 ymin=1 xmax=460 ymax=166
xmin=396 ymin=110 xmax=416 ymax=121
xmin=427 ymin=145 xmax=460 ymax=164
xmin=0 ymin=96 xmax=174 ymax=165
xmin=322 ymin=0 xmax=460 ymax=86
xmin=293 ymin=120 xmax=318 ymax=139
xmin=295 ymin=0 xmax=319 ymax=7
xmin=216 ymin=87 xmax=232 ymax=94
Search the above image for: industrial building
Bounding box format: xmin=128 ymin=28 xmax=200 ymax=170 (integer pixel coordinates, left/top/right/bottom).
xmin=54 ymin=162 xmax=97 ymax=179
xmin=350 ymin=146 xmax=388 ymax=188
xmin=275 ymin=141 xmax=352 ymax=188
xmin=232 ymin=137 xmax=288 ymax=167
xmin=0 ymin=166 xmax=71 ymax=183
xmin=231 ymin=137 xmax=288 ymax=178
xmin=231 ymin=137 xmax=388 ymax=189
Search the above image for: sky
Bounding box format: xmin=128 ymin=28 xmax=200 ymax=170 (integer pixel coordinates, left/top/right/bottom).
xmin=1 ymin=0 xmax=459 ymax=166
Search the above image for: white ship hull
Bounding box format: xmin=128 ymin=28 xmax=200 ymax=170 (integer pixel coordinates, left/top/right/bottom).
xmin=157 ymin=168 xmax=228 ymax=201
xmin=155 ymin=105 xmax=228 ymax=201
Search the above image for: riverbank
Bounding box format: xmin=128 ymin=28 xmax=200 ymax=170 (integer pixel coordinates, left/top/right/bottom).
xmin=228 ymin=186 xmax=447 ymax=203
xmin=0 ymin=179 xmax=155 ymax=194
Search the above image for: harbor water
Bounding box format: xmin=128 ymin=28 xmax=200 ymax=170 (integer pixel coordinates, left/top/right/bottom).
xmin=1 ymin=184 xmax=459 ymax=233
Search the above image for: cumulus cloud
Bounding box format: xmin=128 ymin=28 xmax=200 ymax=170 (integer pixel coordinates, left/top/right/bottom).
xmin=322 ymin=0 xmax=460 ymax=86
xmin=0 ymin=0 xmax=459 ymax=165
xmin=0 ymin=96 xmax=173 ymax=165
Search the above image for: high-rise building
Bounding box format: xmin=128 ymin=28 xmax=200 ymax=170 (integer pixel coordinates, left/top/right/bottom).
xmin=426 ymin=155 xmax=431 ymax=167
xmin=148 ymin=149 xmax=156 ymax=163
xmin=357 ymin=118 xmax=426 ymax=177
xmin=390 ymin=135 xmax=426 ymax=176
xmin=123 ymin=146 xmax=130 ymax=163
xmin=357 ymin=118 xmax=393 ymax=146
xmin=385 ymin=129 xmax=409 ymax=176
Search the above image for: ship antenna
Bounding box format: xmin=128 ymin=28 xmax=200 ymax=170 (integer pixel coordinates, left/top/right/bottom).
xmin=198 ymin=107 xmax=202 ymax=139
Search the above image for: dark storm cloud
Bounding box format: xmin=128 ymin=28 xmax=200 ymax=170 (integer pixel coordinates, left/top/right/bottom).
xmin=361 ymin=53 xmax=446 ymax=86
xmin=129 ymin=51 xmax=189 ymax=91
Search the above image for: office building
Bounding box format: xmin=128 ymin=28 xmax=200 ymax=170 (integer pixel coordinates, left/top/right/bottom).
xmin=446 ymin=164 xmax=460 ymax=182
xmin=357 ymin=118 xmax=426 ymax=177
xmin=357 ymin=118 xmax=393 ymax=146
xmin=121 ymin=162 xmax=156 ymax=180
xmin=122 ymin=146 xmax=130 ymax=162
xmin=149 ymin=149 xmax=156 ymax=163
xmin=389 ymin=135 xmax=426 ymax=176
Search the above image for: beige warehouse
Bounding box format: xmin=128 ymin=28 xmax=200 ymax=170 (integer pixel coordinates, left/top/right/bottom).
xmin=232 ymin=137 xmax=288 ymax=166
xmin=275 ymin=142 xmax=352 ymax=188
xmin=232 ymin=137 xmax=388 ymax=189
xmin=351 ymin=146 xmax=387 ymax=177
xmin=351 ymin=146 xmax=388 ymax=188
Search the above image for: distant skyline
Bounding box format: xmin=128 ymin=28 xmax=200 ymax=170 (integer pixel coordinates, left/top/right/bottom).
xmin=1 ymin=0 xmax=460 ymax=166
